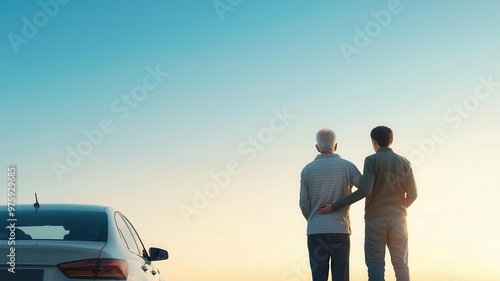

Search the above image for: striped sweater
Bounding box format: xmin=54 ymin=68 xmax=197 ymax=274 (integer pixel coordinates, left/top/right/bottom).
xmin=300 ymin=153 xmax=361 ymax=235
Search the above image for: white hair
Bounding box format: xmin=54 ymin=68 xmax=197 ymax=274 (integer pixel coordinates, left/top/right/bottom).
xmin=316 ymin=129 xmax=336 ymax=152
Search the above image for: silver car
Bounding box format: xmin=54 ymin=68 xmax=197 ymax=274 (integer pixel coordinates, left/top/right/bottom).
xmin=0 ymin=204 xmax=169 ymax=281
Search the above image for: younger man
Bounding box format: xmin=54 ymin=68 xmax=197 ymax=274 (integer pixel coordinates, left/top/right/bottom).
xmin=320 ymin=126 xmax=418 ymax=281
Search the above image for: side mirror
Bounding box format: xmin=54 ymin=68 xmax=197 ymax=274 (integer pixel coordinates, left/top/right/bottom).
xmin=149 ymin=247 xmax=169 ymax=261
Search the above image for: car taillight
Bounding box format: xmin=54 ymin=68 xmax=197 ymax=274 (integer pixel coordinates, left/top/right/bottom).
xmin=58 ymin=258 xmax=128 ymax=279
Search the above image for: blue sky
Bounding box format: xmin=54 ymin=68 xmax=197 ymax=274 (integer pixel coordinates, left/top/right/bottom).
xmin=1 ymin=1 xmax=500 ymax=280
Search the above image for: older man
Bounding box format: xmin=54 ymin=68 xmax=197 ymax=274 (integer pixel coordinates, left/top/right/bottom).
xmin=300 ymin=129 xmax=361 ymax=281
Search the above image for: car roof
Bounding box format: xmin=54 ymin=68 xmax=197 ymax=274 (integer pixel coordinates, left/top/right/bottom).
xmin=0 ymin=203 xmax=112 ymax=212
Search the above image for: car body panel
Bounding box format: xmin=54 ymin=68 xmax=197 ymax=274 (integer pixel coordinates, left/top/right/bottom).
xmin=0 ymin=240 xmax=105 ymax=264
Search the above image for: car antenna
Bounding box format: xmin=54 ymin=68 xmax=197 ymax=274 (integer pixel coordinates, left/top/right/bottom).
xmin=34 ymin=193 xmax=40 ymax=213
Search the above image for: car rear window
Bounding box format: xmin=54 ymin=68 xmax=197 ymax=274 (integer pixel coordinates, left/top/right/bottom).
xmin=0 ymin=209 xmax=107 ymax=242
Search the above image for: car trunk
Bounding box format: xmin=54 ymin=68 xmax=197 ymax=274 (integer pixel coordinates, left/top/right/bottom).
xmin=0 ymin=240 xmax=105 ymax=281
xmin=8 ymin=240 xmax=105 ymax=264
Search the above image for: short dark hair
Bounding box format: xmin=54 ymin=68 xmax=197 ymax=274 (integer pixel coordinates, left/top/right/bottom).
xmin=370 ymin=126 xmax=393 ymax=147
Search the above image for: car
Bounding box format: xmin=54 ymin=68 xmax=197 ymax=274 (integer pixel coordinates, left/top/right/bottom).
xmin=0 ymin=203 xmax=169 ymax=281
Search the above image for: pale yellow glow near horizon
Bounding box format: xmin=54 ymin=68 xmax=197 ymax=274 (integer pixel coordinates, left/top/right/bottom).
xmin=146 ymin=128 xmax=499 ymax=281
xmin=17 ymin=117 xmax=499 ymax=281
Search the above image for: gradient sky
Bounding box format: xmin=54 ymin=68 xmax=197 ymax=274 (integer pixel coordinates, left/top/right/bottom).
xmin=1 ymin=1 xmax=500 ymax=280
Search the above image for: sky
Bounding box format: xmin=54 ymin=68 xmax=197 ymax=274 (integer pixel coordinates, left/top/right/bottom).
xmin=1 ymin=0 xmax=500 ymax=280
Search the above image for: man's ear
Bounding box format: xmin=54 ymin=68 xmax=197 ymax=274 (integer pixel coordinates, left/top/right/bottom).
xmin=333 ymin=143 xmax=338 ymax=152
xmin=372 ymin=139 xmax=380 ymax=151
xmin=315 ymin=144 xmax=320 ymax=152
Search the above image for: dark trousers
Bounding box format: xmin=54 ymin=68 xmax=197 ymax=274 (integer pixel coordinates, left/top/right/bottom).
xmin=307 ymin=233 xmax=350 ymax=281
